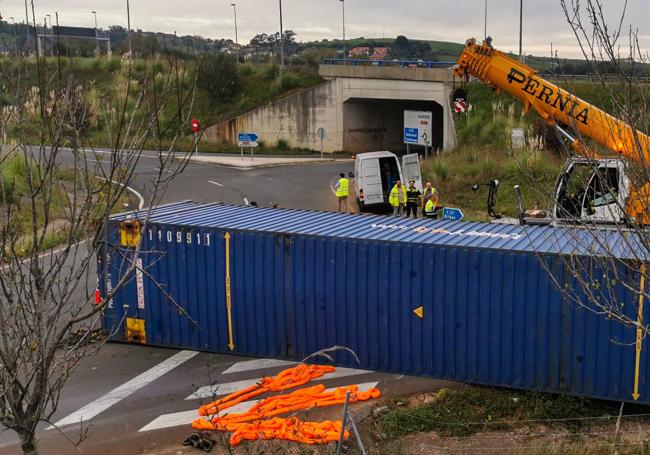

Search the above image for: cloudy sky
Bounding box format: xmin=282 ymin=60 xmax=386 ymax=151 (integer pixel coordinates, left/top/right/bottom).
xmin=3 ymin=0 xmax=648 ymax=58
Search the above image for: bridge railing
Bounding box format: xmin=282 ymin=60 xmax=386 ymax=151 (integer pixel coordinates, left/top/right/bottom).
xmin=322 ymin=59 xmax=455 ymax=69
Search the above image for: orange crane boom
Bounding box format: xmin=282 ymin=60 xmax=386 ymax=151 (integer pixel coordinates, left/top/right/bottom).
xmin=453 ymin=38 xmax=650 ymax=166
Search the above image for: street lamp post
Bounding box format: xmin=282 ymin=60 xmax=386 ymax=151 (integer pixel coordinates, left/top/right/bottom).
xmin=92 ymin=11 xmax=99 ymax=52
xmin=518 ymin=0 xmax=523 ymax=60
xmin=484 ymin=0 xmax=487 ymax=40
xmin=9 ymin=17 xmax=17 ymax=56
xmin=24 ymin=0 xmax=30 ymax=54
xmin=46 ymin=14 xmax=53 ymax=57
xmin=340 ymin=0 xmax=346 ymax=60
xmin=230 ymin=3 xmax=239 ymax=62
xmin=127 ymin=0 xmax=132 ymax=59
xmin=278 ymin=0 xmax=285 ymax=67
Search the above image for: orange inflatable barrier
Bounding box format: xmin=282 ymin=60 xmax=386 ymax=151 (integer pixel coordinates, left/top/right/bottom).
xmin=192 ymin=363 xmax=381 ymax=447
xmin=198 ymin=364 xmax=335 ymax=417
xmin=193 ymin=383 xmax=381 ymax=432
xmin=229 ymin=417 xmax=347 ymax=446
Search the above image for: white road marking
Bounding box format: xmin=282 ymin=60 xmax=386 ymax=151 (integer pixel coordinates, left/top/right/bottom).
xmin=208 ymin=180 xmax=224 ymax=187
xmin=49 ymin=350 xmax=199 ymax=429
xmin=139 ymin=381 xmax=379 ymax=432
xmin=222 ymin=359 xmax=296 ymax=375
xmin=186 ymin=367 xmax=372 ymax=400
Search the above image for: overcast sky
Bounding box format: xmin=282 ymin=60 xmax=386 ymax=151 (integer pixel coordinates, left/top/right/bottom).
xmin=2 ymin=0 xmax=648 ymax=58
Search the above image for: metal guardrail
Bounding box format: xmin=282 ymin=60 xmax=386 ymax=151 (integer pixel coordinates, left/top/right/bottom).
xmin=322 ymin=59 xmax=454 ymax=69
xmin=540 ymin=73 xmax=650 ymax=82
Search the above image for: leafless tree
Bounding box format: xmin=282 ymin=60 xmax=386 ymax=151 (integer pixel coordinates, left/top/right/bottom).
xmin=0 ymin=10 xmax=198 ymax=453
xmin=517 ymin=1 xmax=650 ymax=344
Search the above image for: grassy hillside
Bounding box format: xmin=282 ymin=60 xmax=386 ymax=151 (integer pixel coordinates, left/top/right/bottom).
xmin=0 ymin=56 xmax=323 ymax=149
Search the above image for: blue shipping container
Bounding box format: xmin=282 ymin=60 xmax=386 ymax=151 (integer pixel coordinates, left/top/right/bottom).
xmin=103 ymin=202 xmax=649 ymax=404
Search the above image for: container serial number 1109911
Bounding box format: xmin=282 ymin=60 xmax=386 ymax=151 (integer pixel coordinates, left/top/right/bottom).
xmin=148 ymin=229 xmax=212 ymax=246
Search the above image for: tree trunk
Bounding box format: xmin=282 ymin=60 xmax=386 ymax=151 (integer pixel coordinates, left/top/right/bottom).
xmin=19 ymin=431 xmax=37 ymax=455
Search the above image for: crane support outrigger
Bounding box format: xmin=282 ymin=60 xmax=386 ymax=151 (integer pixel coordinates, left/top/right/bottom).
xmin=453 ymin=38 xmax=650 ymax=226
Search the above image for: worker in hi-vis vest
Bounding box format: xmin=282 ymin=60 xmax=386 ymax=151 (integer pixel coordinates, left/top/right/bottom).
xmin=425 ymin=196 xmax=439 ymax=218
xmin=335 ymin=173 xmax=349 ymax=213
xmin=389 ymin=180 xmax=407 ymax=216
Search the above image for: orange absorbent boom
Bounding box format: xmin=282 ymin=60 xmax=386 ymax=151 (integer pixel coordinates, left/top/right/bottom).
xmin=229 ymin=417 xmax=347 ymax=447
xmin=191 ymin=363 xmax=381 ymax=447
xmin=193 ymin=383 xmax=381 ymax=432
xmin=198 ymin=364 xmax=336 ymax=417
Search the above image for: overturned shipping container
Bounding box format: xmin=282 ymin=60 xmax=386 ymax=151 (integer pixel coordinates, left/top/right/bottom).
xmin=103 ymin=202 xmax=650 ymax=404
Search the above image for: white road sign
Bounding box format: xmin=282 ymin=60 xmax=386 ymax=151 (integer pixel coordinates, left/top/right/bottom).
xmin=404 ymin=110 xmax=433 ymax=146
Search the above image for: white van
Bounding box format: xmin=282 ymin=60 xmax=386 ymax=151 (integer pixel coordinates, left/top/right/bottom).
xmin=354 ymin=152 xmax=422 ymax=211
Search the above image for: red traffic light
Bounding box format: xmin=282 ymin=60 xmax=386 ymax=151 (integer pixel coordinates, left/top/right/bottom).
xmin=191 ymin=119 xmax=201 ymax=133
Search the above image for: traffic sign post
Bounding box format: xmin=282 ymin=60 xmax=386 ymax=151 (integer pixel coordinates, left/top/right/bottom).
xmin=191 ymin=119 xmax=201 ymax=156
xmin=442 ymin=207 xmax=465 ymax=222
xmin=317 ymin=127 xmax=326 ymax=160
xmin=238 ymin=133 xmax=260 ymax=161
xmin=403 ymin=110 xmax=433 ymax=158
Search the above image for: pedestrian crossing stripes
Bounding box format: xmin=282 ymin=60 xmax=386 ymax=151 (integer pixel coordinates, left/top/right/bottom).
xmin=48 ymin=350 xmax=199 ymax=430
xmin=47 ymin=354 xmax=377 ymax=435
xmin=187 ymin=366 xmax=372 ymax=400
xmin=221 ymin=358 xmax=297 ymax=375
xmin=139 ymin=381 xmax=379 ymax=432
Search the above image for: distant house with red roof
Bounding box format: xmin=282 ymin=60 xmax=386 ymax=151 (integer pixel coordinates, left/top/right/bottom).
xmin=348 ymin=46 xmax=391 ymax=60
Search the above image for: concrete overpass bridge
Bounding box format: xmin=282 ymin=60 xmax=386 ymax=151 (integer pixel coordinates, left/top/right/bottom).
xmin=204 ymin=62 xmax=457 ymax=154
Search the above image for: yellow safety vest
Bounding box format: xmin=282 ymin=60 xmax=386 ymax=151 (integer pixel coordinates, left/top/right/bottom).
xmin=389 ymin=185 xmax=407 ymax=207
xmin=425 ymin=198 xmax=436 ymax=214
xmin=336 ymin=178 xmax=349 ymax=197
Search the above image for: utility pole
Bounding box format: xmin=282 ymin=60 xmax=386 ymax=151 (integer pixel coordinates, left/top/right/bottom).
xmin=92 ymin=11 xmax=99 ymax=52
xmin=278 ymin=0 xmax=285 ymax=67
xmin=340 ymin=0 xmax=346 ymax=60
xmin=230 ymin=3 xmax=239 ymax=62
xmin=484 ymin=0 xmax=487 ymax=40
xmin=24 ymin=0 xmax=30 ymax=54
xmin=9 ymin=17 xmax=17 ymax=56
xmin=518 ymin=0 xmax=523 ymax=60
xmin=127 ymin=0 xmax=132 ymax=59
xmin=46 ymin=14 xmax=53 ymax=57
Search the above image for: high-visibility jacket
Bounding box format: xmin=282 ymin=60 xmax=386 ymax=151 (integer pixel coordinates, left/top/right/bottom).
xmin=336 ymin=178 xmax=349 ymax=197
xmin=389 ymin=185 xmax=407 ymax=207
xmin=425 ymin=198 xmax=437 ymax=215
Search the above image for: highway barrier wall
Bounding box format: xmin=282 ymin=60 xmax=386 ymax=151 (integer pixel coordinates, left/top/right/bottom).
xmin=103 ymin=202 xmax=649 ymax=404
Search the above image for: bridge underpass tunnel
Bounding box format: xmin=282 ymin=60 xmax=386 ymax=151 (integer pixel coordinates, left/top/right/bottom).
xmin=343 ymin=98 xmax=444 ymax=154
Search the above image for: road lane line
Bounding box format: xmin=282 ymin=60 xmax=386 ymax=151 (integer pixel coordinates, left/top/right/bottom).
xmin=186 ymin=367 xmax=373 ymax=400
xmin=222 ymin=359 xmax=296 ymax=375
xmin=49 ymin=350 xmax=199 ymax=429
xmin=208 ymin=180 xmax=224 ymax=187
xmin=140 ymin=381 xmax=379 ymax=432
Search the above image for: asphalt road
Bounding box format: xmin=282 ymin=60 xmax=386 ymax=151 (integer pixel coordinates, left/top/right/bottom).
xmin=0 ymin=151 xmax=446 ymax=454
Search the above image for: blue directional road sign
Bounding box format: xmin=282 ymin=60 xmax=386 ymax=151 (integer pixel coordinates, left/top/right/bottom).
xmin=443 ymin=207 xmax=464 ymax=221
xmin=238 ymin=133 xmax=259 ymax=143
xmin=404 ymin=128 xmax=419 ymax=144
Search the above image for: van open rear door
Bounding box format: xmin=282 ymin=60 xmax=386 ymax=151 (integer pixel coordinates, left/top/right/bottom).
xmin=360 ymin=157 xmax=385 ymax=204
xmin=402 ymin=153 xmax=423 ymax=192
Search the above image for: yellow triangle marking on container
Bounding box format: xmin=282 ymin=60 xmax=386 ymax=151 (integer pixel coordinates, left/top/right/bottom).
xmin=413 ymin=306 xmax=424 ymax=319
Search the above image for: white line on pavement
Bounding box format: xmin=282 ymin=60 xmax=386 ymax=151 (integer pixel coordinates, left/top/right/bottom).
xmin=222 ymin=359 xmax=296 ymax=375
xmin=139 ymin=381 xmax=379 ymax=432
xmin=49 ymin=350 xmax=199 ymax=430
xmin=186 ymin=367 xmax=373 ymax=400
xmin=208 ymin=180 xmax=224 ymax=187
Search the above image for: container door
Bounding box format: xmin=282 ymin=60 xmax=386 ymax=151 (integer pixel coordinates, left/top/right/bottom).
xmin=402 ymin=153 xmax=423 ymax=192
xmin=361 ymin=158 xmax=385 ymax=205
